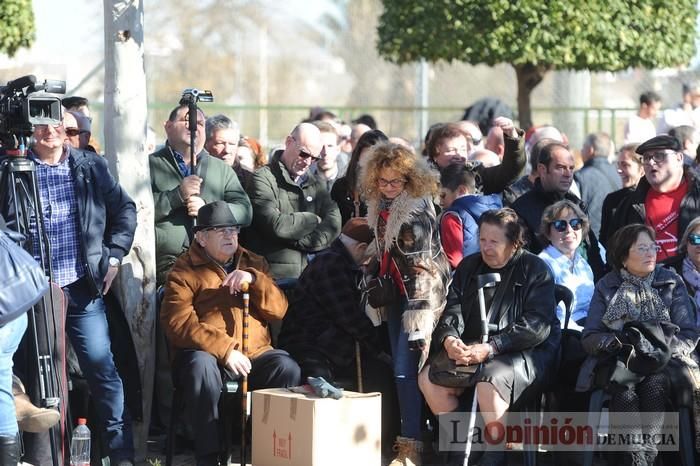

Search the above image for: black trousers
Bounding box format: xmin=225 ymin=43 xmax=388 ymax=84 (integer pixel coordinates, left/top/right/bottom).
xmin=174 ymin=348 xmax=300 ymax=458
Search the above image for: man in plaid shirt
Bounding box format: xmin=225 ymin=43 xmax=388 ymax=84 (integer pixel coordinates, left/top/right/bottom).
xmin=1 ymin=114 xmax=136 ymax=466
xmin=278 ymin=218 xmax=389 ymax=383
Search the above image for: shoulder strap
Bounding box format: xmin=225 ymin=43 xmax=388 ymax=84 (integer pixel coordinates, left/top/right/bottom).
xmin=482 ymin=262 xmax=517 ymax=327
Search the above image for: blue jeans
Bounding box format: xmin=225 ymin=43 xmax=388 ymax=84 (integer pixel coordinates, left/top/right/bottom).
xmin=386 ymin=302 xmax=422 ymax=440
xmin=0 ymin=313 xmax=27 ymax=436
xmin=64 ymin=277 xmax=133 ymax=462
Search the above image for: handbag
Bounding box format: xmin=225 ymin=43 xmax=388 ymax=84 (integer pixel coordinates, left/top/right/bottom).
xmin=0 ymin=229 xmax=49 ymax=326
xmin=428 ymin=342 xmax=483 ymax=388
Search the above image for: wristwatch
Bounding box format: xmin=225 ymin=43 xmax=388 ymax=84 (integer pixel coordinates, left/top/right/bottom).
xmin=108 ymin=257 xmax=120 ymax=267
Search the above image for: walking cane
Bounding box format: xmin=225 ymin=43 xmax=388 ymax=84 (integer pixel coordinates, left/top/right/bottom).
xmin=463 ymin=273 xmax=501 ymax=466
xmin=355 ymin=341 xmax=364 ymax=393
xmin=240 ymin=281 xmax=250 ymax=466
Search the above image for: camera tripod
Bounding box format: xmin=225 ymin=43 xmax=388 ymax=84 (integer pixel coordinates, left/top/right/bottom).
xmin=0 ymin=154 xmax=67 ymax=466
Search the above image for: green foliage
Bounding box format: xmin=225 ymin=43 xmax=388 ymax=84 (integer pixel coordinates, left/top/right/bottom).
xmin=0 ymin=0 xmax=35 ymax=57
xmin=377 ymin=0 xmax=697 ymax=72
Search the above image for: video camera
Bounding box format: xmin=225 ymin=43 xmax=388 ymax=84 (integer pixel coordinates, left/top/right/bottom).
xmin=179 ymin=88 xmax=213 ymax=106
xmin=0 ymin=75 xmax=66 ymax=150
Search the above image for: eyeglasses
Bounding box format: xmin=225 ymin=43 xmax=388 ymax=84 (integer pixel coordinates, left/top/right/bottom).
xmin=632 ymin=244 xmax=661 ymax=255
xmin=65 ymin=128 xmax=80 ymax=137
xmin=688 ymin=233 xmax=700 ymax=246
xmin=205 ymin=226 xmax=240 ymax=235
xmin=641 ymin=150 xmax=674 ymax=164
xmin=378 ymin=177 xmax=406 ymax=188
xmin=550 ymin=218 xmax=583 ymax=232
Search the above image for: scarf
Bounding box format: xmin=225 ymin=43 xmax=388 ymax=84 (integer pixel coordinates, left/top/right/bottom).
xmin=682 ymin=256 xmax=700 ymax=314
xmin=602 ymin=268 xmax=671 ymax=331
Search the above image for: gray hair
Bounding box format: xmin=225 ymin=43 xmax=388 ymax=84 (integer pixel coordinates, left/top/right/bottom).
xmin=583 ymin=132 xmax=612 ymax=158
xmin=205 ymin=114 xmax=239 ymax=141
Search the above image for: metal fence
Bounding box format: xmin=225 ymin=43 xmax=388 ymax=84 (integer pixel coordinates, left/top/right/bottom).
xmin=89 ymin=103 xmax=641 ymax=154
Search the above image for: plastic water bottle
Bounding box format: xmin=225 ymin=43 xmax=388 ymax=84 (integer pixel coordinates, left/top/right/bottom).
xmin=70 ymin=418 xmax=91 ymax=466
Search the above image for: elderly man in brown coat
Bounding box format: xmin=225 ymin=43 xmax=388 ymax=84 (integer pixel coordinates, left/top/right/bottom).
xmin=161 ymin=200 xmax=301 ymax=466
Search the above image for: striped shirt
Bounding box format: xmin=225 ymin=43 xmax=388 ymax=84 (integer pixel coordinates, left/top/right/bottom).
xmin=29 ymin=150 xmax=85 ymax=287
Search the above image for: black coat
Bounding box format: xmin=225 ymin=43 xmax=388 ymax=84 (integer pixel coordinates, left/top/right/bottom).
xmin=574 ymin=157 xmax=622 ymax=239
xmin=599 ymin=186 xmax=634 ymax=248
xmin=609 ymin=168 xmax=700 ymax=252
xmin=432 ymin=249 xmax=560 ymax=400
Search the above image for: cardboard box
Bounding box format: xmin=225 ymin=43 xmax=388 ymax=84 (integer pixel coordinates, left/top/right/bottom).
xmin=251 ymin=388 xmax=381 ymax=466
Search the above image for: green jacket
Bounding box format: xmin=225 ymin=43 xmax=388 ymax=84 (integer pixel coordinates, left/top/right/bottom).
xmin=150 ymin=145 xmax=252 ymax=285
xmin=245 ymin=155 xmax=341 ymax=279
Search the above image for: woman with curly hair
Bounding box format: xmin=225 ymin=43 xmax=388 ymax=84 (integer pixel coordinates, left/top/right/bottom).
xmin=359 ymin=142 xmax=450 ymax=466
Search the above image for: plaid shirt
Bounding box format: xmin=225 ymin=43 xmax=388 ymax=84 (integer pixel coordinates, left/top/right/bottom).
xmin=29 ymin=150 xmax=85 ymax=287
xmin=278 ymin=239 xmax=381 ymax=366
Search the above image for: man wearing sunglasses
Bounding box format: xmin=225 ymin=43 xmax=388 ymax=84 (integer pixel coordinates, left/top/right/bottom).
xmin=609 ymin=134 xmax=700 ymax=261
xmin=63 ymin=110 xmax=81 ymax=149
xmin=245 ymin=122 xmax=341 ymax=280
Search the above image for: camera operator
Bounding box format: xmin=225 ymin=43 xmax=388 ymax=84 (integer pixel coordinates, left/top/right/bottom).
xmin=0 ymin=113 xmax=137 ymax=465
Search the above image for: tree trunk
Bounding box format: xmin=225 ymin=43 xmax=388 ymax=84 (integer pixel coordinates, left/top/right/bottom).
xmin=514 ymin=63 xmax=550 ymax=131
xmin=103 ymin=1 xmax=155 ymax=461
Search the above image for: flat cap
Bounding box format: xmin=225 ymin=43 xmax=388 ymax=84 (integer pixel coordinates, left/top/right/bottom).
xmin=635 ymin=135 xmax=681 ymax=155
xmin=341 ymin=217 xmax=374 ymax=244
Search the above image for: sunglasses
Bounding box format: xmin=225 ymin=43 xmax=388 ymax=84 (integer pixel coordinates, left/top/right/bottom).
xmin=689 ymin=233 xmax=700 ymax=246
xmin=550 ymin=218 xmax=583 ymax=232
xmin=65 ymin=128 xmax=80 ymax=137
xmin=298 ymin=149 xmax=321 ymax=161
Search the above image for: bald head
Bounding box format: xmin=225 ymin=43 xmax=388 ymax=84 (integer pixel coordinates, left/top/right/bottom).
xmin=470 ymin=149 xmax=501 ymax=167
xmin=68 ymin=110 xmax=92 ymax=149
xmin=282 ymin=123 xmax=324 ymax=180
xmin=485 ymin=126 xmax=505 ymax=159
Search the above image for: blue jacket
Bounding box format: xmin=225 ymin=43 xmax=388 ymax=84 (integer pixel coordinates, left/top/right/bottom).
xmin=442 ymin=194 xmax=502 ymax=257
xmin=1 ymin=148 xmax=136 ymax=297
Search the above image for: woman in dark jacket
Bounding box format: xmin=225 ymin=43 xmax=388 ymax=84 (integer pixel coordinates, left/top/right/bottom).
xmin=331 ymin=129 xmax=388 ymax=226
xmin=424 ymin=118 xmax=526 ymax=196
xmin=419 ymin=208 xmax=560 ymax=466
xmin=579 ymin=224 xmax=698 ymax=466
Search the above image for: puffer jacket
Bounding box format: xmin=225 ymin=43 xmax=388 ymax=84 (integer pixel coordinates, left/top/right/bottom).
xmin=244 ymin=153 xmax=341 ymax=279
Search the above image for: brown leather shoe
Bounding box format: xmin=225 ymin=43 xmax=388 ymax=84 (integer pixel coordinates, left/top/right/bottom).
xmin=13 ymin=375 xmax=60 ymax=433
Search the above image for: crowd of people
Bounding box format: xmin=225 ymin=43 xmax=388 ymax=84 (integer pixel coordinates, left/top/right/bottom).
xmin=2 ymin=90 xmax=700 ymax=466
